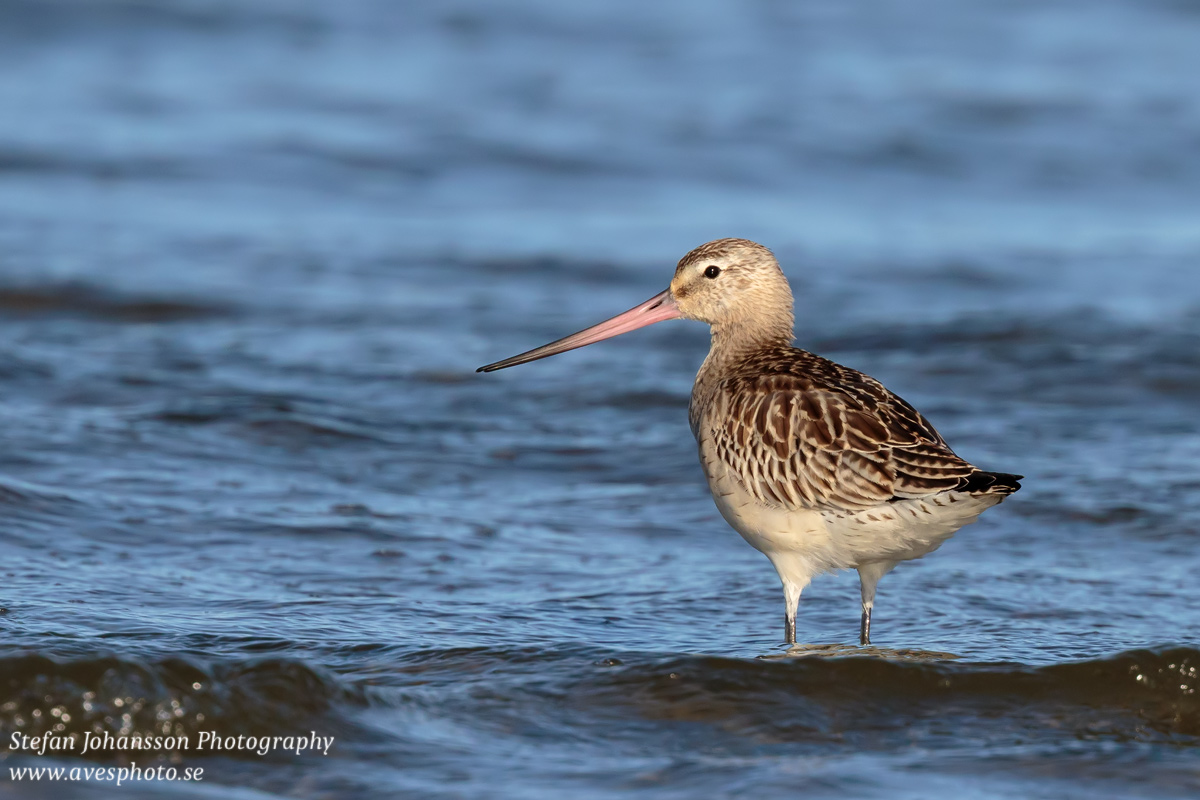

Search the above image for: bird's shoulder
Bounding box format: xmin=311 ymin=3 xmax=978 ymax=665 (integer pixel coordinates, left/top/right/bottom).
xmin=715 ymin=346 xmax=948 ymax=449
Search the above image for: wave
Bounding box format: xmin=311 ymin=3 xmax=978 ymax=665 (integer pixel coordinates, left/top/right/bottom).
xmin=3 ymin=646 xmax=1195 ymax=764
xmin=589 ymin=646 xmax=1200 ymax=745
xmin=383 ymin=644 xmax=1200 ymax=748
xmin=0 ymin=653 xmax=364 ymax=761
xmin=0 ymin=284 xmax=227 ymax=322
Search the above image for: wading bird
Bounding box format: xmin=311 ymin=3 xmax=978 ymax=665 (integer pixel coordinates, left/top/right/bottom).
xmin=478 ymin=239 xmax=1021 ymax=645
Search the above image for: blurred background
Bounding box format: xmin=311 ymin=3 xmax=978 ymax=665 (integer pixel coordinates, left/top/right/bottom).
xmin=1 ymin=1 xmax=1199 ymax=798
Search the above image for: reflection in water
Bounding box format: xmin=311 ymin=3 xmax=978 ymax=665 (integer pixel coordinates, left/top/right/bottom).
xmin=764 ymin=643 xmax=962 ymax=662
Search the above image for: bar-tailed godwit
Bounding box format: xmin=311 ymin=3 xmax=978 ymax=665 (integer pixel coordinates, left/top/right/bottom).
xmin=479 ymin=239 xmax=1021 ymax=645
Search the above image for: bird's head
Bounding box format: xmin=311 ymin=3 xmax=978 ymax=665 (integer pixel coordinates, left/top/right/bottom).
xmin=477 ymin=238 xmax=794 ymax=373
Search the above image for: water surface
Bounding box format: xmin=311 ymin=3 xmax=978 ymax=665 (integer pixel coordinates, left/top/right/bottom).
xmin=1 ymin=1 xmax=1199 ymax=797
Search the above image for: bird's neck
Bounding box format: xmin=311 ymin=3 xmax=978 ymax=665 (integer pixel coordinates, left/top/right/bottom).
xmin=689 ymin=311 xmax=794 ymax=436
xmin=705 ymin=311 xmax=795 ymax=368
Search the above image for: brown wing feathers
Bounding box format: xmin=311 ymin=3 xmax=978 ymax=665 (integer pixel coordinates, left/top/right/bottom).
xmin=707 ymin=348 xmax=1012 ymax=512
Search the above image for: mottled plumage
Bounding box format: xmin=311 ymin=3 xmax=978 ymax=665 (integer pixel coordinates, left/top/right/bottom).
xmin=479 ymin=237 xmax=1021 ymax=646
xmin=691 ymin=346 xmax=1017 ymax=513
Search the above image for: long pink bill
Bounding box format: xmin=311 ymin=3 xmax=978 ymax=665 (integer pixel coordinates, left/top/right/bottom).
xmin=477 ymin=289 xmax=680 ymax=373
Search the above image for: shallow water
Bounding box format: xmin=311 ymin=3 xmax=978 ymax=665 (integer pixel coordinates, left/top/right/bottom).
xmin=2 ymin=0 xmax=1200 ymax=797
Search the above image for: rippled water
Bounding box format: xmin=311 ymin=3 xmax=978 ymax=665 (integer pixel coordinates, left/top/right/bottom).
xmin=2 ymin=1 xmax=1200 ymax=797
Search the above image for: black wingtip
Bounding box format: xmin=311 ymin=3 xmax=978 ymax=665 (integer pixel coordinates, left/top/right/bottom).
xmin=960 ymin=470 xmax=1023 ymax=495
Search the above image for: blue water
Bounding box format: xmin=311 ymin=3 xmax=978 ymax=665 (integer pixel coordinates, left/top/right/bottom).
xmin=1 ymin=1 xmax=1199 ymax=797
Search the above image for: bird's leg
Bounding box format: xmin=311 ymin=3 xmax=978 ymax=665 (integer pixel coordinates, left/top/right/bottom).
xmin=783 ymin=580 xmax=802 ymax=645
xmin=856 ymin=561 xmax=895 ymax=647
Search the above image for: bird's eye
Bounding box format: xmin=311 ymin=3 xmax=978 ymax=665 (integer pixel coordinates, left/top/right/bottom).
xmin=704 ymin=265 xmax=721 ymax=279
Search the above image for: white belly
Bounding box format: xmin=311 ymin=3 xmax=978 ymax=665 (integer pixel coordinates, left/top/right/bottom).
xmin=699 ymin=438 xmax=1000 ymax=590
